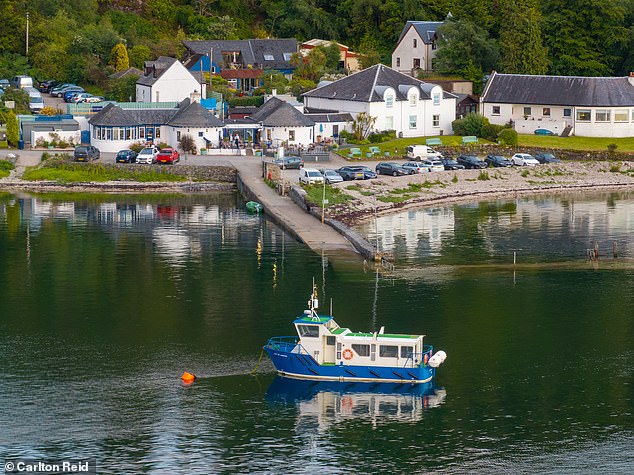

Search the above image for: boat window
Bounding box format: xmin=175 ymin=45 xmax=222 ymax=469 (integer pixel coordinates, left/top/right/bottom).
xmin=400 ymin=346 xmax=414 ymax=358
xmin=379 ymin=345 xmax=398 ymax=358
xmin=326 ymin=336 xmax=335 ymax=345
xmin=370 ymin=344 xmax=376 ymax=361
xmin=298 ymin=325 xmax=319 ymax=338
xmin=352 ymin=344 xmax=370 ymax=357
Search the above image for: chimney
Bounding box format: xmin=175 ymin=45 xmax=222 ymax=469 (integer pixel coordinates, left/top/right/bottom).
xmin=272 ymin=88 xmax=277 ymax=97
xmin=190 ymin=90 xmax=201 ymax=103
xmin=629 ymin=72 xmax=634 ymax=86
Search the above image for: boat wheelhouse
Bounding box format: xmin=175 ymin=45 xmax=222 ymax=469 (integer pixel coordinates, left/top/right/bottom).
xmin=264 ymin=285 xmax=446 ymax=384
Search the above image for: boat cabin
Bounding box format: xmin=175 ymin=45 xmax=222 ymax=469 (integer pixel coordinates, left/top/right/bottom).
xmin=293 ymin=313 xmax=426 ymax=368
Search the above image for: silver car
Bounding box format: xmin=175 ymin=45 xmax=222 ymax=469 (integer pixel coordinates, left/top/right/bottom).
xmin=319 ymin=169 xmax=343 ymax=184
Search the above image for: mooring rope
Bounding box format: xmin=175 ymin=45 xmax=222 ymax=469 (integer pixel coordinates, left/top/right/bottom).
xmin=249 ymin=347 xmax=265 ymax=375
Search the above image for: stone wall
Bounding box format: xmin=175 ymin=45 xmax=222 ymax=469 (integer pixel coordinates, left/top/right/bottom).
xmin=436 ymin=144 xmax=634 ymax=162
xmin=112 ymin=163 xmax=237 ymax=182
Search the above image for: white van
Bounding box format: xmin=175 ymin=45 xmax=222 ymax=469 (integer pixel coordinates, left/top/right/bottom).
xmin=24 ymin=86 xmax=44 ymax=113
xmin=299 ymin=168 xmax=325 ymax=185
xmin=406 ymin=145 xmax=442 ymax=160
xmin=11 ymin=75 xmax=34 ymax=89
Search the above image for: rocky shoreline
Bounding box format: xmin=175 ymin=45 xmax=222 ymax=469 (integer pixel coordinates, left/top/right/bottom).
xmin=326 ymin=160 xmax=634 ymax=225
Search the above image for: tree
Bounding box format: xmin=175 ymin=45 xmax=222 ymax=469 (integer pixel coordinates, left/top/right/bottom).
xmin=5 ymin=111 xmax=19 ymax=147
xmin=350 ymin=112 xmax=376 ymax=140
xmin=499 ymin=0 xmax=548 ymax=74
xmin=128 ymin=45 xmax=151 ymax=69
xmin=261 ymin=70 xmax=289 ymax=94
xmin=178 ymin=134 xmax=196 ymax=154
xmin=1 ymin=88 xmax=31 ymax=114
xmin=110 ymin=43 xmax=129 ymax=71
xmin=106 ymin=75 xmax=138 ymax=102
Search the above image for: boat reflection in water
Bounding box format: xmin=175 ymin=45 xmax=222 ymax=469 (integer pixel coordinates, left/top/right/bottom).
xmin=265 ymin=376 xmax=446 ymax=430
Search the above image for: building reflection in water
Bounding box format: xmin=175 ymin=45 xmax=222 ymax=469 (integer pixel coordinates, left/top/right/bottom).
xmin=265 ymin=376 xmax=446 ymax=431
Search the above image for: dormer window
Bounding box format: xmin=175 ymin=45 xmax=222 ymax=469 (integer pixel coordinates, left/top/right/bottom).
xmin=433 ymin=93 xmax=440 ymax=106
xmin=283 ymin=53 xmax=292 ymax=61
xmin=409 ymin=93 xmax=417 ymax=106
xmin=386 ymin=95 xmax=393 ymax=108
xmin=263 ymin=54 xmax=274 ymax=61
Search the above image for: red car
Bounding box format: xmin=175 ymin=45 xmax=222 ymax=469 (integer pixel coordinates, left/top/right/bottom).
xmin=156 ymin=148 xmax=180 ymax=164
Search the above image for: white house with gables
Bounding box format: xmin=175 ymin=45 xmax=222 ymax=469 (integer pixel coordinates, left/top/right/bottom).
xmin=303 ymin=64 xmax=456 ymax=137
xmin=481 ymin=71 xmax=634 ymax=137
xmin=391 ymin=21 xmax=443 ymax=76
xmin=136 ymin=56 xmax=206 ymax=103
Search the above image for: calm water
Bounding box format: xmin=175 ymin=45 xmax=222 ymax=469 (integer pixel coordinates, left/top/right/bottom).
xmin=1 ymin=191 xmax=633 ymax=474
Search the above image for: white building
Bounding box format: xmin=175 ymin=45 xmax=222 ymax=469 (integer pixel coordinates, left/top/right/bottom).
xmin=391 ymin=21 xmax=443 ymax=76
xmin=303 ymin=64 xmax=456 ymax=137
xmin=136 ymin=56 xmax=206 ymax=103
xmin=481 ymin=71 xmax=634 ymax=137
xmin=250 ymin=97 xmax=315 ymax=147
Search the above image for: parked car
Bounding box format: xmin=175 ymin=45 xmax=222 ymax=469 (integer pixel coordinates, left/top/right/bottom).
xmin=299 ymin=168 xmax=325 ymax=185
xmin=73 ymin=145 xmax=100 ymax=162
xmin=357 ymin=166 xmax=377 ymax=179
xmin=406 ymin=145 xmax=442 ymax=160
xmin=424 ymin=159 xmax=445 ymax=172
xmin=457 ymin=155 xmax=488 ymax=169
xmin=37 ymin=80 xmax=58 ymax=93
xmin=72 ymin=93 xmax=94 ymax=103
xmin=534 ymin=128 xmax=555 ymax=136
xmin=319 ymin=169 xmax=343 ymax=184
xmin=156 ymin=148 xmax=180 ymax=164
xmin=533 ymin=152 xmax=561 ymax=164
xmin=376 ymin=162 xmax=409 ymax=176
xmin=83 ymin=96 xmax=104 ymax=103
xmin=336 ymin=166 xmax=365 ymax=181
xmin=402 ymin=161 xmax=431 ymax=174
xmin=136 ymin=146 xmax=159 ymax=164
xmin=441 ymin=158 xmax=465 ymax=170
xmin=0 ymin=79 xmax=10 ymax=89
xmin=115 ymin=150 xmax=137 ymax=163
xmin=50 ymin=83 xmax=76 ymax=96
xmin=274 ymin=156 xmax=304 ymax=169
xmin=54 ymin=85 xmax=83 ymax=98
xmin=11 ymin=75 xmax=33 ymax=89
xmin=511 ymin=153 xmax=540 ymax=166
xmin=64 ymin=88 xmax=85 ymax=102
xmin=485 ymin=155 xmax=514 ymax=167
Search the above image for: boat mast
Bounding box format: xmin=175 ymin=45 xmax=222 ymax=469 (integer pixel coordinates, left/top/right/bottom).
xmin=308 ymin=278 xmax=319 ymax=320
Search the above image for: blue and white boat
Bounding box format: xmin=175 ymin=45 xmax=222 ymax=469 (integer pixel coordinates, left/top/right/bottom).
xmin=264 ymin=285 xmax=447 ymax=384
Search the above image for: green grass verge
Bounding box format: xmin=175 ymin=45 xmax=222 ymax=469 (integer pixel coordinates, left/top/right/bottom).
xmin=22 ymin=162 xmax=187 ymax=183
xmin=516 ymin=134 xmax=634 ymax=152
xmin=0 ymin=159 xmax=16 ymax=178
xmin=304 ymin=184 xmax=353 ymax=207
xmin=343 ymin=136 xmax=488 ymax=158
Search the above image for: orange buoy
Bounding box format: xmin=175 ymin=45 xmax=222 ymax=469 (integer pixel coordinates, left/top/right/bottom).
xmin=181 ymin=371 xmax=196 ymax=384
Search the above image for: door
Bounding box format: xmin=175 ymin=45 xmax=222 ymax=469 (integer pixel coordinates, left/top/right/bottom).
xmin=324 ymin=336 xmax=336 ymax=363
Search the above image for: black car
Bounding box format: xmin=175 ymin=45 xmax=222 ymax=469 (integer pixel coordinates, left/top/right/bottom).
xmin=485 ymin=155 xmax=513 ymax=167
xmin=375 ymin=162 xmax=409 ymax=176
xmin=37 ymin=80 xmax=58 ymax=93
xmin=357 ymin=166 xmax=378 ymax=179
xmin=457 ymin=154 xmax=488 ymax=169
xmin=533 ymin=152 xmax=561 ymax=164
xmin=73 ymin=145 xmax=100 ymax=162
xmin=441 ymin=158 xmax=465 ymax=170
xmin=274 ymin=156 xmax=304 ymax=169
xmin=116 ymin=149 xmax=138 ymax=163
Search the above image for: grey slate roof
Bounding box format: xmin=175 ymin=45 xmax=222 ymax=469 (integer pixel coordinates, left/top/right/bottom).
xmin=251 ymin=97 xmax=315 ymax=127
xmin=89 ymin=103 xmax=139 ymax=126
xmin=137 ymin=56 xmax=179 ymax=87
xmin=306 ymin=113 xmax=353 ymax=123
xmin=167 ymin=99 xmax=224 ymax=127
xmin=303 ymin=64 xmax=456 ymax=103
xmin=109 ymin=67 xmax=143 ymax=80
xmin=397 ymin=21 xmax=443 ymax=45
xmin=183 ymin=39 xmax=298 ymax=71
xmin=482 ymin=72 xmax=634 ymax=107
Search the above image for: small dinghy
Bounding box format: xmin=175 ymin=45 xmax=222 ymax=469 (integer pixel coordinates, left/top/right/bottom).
xmin=246 ymin=201 xmax=263 ymax=214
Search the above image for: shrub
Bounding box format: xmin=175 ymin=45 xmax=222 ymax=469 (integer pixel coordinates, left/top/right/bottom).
xmin=498 ymin=128 xmax=518 ymax=146
xmin=609 ymin=164 xmax=621 ymax=173
xmin=227 ymin=96 xmax=265 ymax=107
xmin=481 ymin=123 xmax=504 ymax=141
xmin=607 ymin=143 xmax=618 ymax=153
xmin=452 ymin=174 xmax=458 ymax=183
xmin=179 ymin=134 xmax=197 ymax=154
xmin=477 ymin=170 xmax=490 ymax=181
xmin=5 ymin=111 xmax=19 ymax=147
xmin=129 ymin=142 xmax=145 ymax=153
xmin=452 ymin=113 xmax=491 ymax=137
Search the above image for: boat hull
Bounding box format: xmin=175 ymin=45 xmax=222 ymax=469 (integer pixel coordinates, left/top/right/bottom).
xmin=264 ymin=346 xmax=435 ymax=384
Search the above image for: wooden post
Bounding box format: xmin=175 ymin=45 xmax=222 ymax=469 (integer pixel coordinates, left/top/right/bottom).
xmin=613 ymin=241 xmax=618 ymax=258
xmin=594 ymin=241 xmax=599 ymax=260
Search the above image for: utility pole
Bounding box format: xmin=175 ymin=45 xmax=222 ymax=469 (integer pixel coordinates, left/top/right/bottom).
xmin=26 ymin=11 xmax=29 ymax=56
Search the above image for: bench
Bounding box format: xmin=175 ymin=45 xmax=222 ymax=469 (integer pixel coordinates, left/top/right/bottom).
xmin=347 ymin=147 xmax=362 ymax=158
xmin=425 ymin=138 xmax=442 ymax=146
xmin=461 ymin=135 xmax=478 ymax=144
xmin=368 ymin=146 xmax=381 ymax=156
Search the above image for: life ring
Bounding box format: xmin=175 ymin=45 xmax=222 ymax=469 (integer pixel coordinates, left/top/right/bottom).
xmin=342 ymin=348 xmax=353 ymax=360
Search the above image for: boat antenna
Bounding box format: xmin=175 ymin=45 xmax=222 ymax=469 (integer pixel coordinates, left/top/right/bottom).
xmin=308 ymin=278 xmax=319 ymax=320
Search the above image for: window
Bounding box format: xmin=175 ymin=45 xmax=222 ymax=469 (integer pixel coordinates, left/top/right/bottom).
xmin=263 ymin=54 xmax=274 ymax=61
xmin=576 ymin=109 xmax=591 ymax=121
xmin=385 ymin=95 xmax=393 ymax=108
xmin=614 ymin=109 xmax=628 ymax=122
xmin=543 ymin=108 xmax=551 ymax=117
xmin=595 ymin=109 xmax=610 ymax=122
xmin=288 ymin=130 xmax=295 ymax=141
xmin=409 ymin=115 xmax=417 ymax=129
xmin=379 ymin=345 xmax=398 ymax=358
xmin=409 ymin=93 xmax=417 ymax=106
xmin=396 ymin=57 xmax=400 ymax=68
xmin=198 ymin=131 xmax=204 ymax=137
xmin=326 ymin=336 xmax=335 ymax=346
xmin=155 ymin=128 xmax=160 ymax=138
xmin=283 ymin=53 xmax=292 ymax=61
xmin=351 ymin=344 xmax=370 ymax=357
xmin=139 ymin=128 xmax=145 ymax=139
xmin=432 ymin=41 xmax=437 ymax=50
xmin=298 ymin=325 xmax=319 ymax=338
xmin=523 ymin=107 xmax=532 ymax=117
xmin=413 ymin=38 xmax=417 ymax=48
xmin=125 ymin=128 xmax=132 ymax=140
xmin=563 ymin=108 xmax=572 ymax=117
xmin=400 ymin=346 xmax=414 ymax=358
xmin=492 ymin=105 xmax=500 ymax=115
xmin=177 ymin=131 xmax=181 ymax=141
xmin=433 ymin=93 xmax=440 ymax=106
xmin=385 ymin=116 xmax=393 ymax=130
xmin=433 ymin=114 xmax=440 ymax=127
xmin=413 ymin=58 xmax=420 ymax=69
